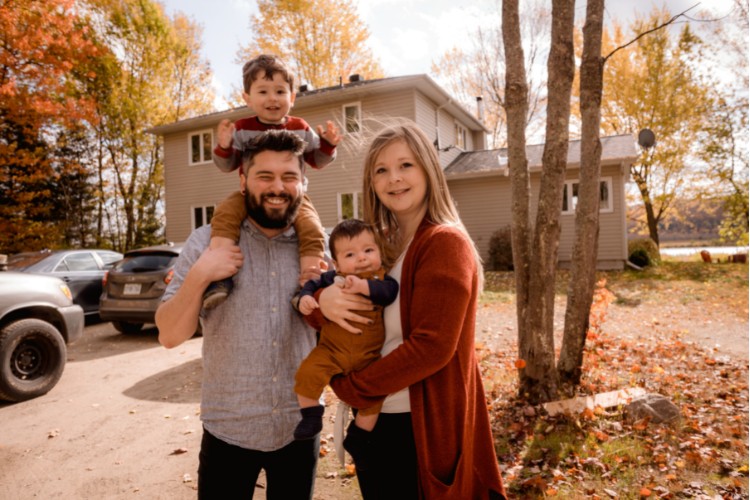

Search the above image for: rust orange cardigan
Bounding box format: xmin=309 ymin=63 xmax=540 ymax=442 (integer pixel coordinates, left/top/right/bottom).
xmin=327 ymin=219 xmax=506 ymax=499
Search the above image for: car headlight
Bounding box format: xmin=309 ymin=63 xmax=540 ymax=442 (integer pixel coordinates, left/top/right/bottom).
xmin=59 ymin=284 xmax=73 ymax=301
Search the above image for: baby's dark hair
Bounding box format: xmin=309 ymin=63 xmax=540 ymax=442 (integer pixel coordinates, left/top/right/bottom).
xmin=329 ymin=219 xmax=376 ymax=261
xmin=242 ymin=54 xmax=295 ymax=93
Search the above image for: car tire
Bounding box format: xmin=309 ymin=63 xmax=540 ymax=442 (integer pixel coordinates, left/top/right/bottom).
xmin=0 ymin=319 xmax=67 ymax=402
xmin=112 ymin=321 xmax=143 ymax=334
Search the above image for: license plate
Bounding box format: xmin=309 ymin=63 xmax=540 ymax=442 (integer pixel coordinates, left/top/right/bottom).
xmin=123 ymin=283 xmax=142 ymax=295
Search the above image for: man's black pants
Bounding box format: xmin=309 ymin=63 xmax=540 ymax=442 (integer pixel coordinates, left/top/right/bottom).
xmin=198 ymin=428 xmax=319 ymax=499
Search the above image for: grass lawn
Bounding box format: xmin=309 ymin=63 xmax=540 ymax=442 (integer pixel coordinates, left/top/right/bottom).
xmin=480 ymin=260 xmax=748 ymax=498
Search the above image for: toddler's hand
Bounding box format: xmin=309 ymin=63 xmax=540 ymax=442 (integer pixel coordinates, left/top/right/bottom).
xmin=217 ymin=119 xmax=235 ymax=149
xmin=318 ymin=120 xmax=342 ymax=146
xmin=299 ymin=256 xmax=326 ymax=286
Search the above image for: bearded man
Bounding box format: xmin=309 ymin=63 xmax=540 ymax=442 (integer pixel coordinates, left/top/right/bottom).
xmin=156 ymin=129 xmax=327 ymax=499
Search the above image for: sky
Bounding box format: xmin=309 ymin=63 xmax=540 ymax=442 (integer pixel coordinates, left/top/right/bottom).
xmin=158 ymin=0 xmax=739 ymax=110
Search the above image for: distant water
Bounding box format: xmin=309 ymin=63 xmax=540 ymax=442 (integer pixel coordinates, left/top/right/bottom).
xmin=660 ymin=246 xmax=749 ymax=257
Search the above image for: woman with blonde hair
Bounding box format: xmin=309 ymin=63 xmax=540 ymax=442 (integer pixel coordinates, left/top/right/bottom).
xmin=315 ymin=121 xmax=506 ymax=499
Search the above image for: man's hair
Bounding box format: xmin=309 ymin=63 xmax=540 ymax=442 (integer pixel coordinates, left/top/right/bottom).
xmin=329 ymin=219 xmax=376 ymax=261
xmin=241 ymin=129 xmax=306 ymax=175
xmin=242 ymin=54 xmax=295 ymax=93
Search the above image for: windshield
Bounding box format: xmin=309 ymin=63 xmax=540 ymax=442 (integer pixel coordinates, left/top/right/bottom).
xmin=7 ymin=252 xmax=53 ymax=271
xmin=114 ymin=253 xmax=177 ymax=272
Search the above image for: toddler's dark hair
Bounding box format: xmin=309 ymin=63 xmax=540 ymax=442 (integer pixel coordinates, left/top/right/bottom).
xmin=242 ymin=54 xmax=295 ymax=93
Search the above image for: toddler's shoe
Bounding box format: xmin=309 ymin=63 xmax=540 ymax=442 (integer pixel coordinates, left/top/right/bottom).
xmin=202 ymin=277 xmax=233 ymax=310
xmin=294 ymin=405 xmax=325 ymax=440
xmin=343 ymin=421 xmax=374 ymax=471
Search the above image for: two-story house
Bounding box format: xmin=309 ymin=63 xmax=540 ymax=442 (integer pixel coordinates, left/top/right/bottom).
xmin=150 ymin=74 xmax=637 ymax=269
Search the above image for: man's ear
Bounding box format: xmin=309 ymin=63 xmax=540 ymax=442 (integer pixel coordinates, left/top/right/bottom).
xmin=239 ymin=172 xmax=247 ymax=195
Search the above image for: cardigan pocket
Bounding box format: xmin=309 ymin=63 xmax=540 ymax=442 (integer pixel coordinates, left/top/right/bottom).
xmin=423 ymin=448 xmax=466 ymax=495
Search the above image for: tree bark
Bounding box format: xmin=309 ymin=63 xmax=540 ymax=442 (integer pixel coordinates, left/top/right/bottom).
xmin=518 ymin=0 xmax=576 ymax=404
xmin=502 ymin=0 xmax=532 ymax=397
xmin=558 ymin=0 xmax=605 ymax=392
xmin=633 ymin=171 xmax=661 ymax=246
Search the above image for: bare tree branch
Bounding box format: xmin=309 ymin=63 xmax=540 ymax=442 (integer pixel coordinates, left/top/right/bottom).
xmin=603 ymin=3 xmax=699 ymax=63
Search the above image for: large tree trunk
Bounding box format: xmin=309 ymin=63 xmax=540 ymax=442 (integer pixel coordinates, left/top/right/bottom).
xmin=558 ymin=0 xmax=605 ymax=392
xmin=518 ymin=0 xmax=576 ymax=404
xmin=502 ymin=0 xmax=532 ymax=395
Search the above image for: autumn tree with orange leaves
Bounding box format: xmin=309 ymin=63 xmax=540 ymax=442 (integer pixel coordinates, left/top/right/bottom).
xmin=0 ymin=0 xmax=103 ymax=252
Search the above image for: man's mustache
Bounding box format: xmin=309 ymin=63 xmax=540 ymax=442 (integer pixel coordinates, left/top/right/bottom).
xmin=260 ymin=192 xmax=293 ymax=202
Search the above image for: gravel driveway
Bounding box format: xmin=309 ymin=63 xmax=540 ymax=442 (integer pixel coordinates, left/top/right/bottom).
xmin=1 ymin=282 xmax=746 ymax=499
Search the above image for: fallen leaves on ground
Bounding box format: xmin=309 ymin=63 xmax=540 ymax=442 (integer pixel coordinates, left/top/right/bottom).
xmin=479 ymin=275 xmax=749 ymax=499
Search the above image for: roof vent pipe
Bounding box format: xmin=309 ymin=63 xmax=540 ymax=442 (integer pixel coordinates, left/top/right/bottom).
xmin=476 ymin=96 xmax=485 ymax=124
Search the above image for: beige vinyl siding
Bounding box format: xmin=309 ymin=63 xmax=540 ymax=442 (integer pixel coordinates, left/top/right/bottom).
xmin=448 ymin=176 xmax=512 ymax=260
xmin=163 ymin=129 xmax=238 ymax=243
xmin=414 ymin=91 xmax=437 ymax=137
xmin=415 ymin=92 xmax=465 ymax=168
xmin=557 ymin=163 xmax=626 ymax=266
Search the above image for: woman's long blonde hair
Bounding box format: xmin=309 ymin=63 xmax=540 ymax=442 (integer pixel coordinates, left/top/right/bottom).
xmin=361 ymin=121 xmax=484 ymax=287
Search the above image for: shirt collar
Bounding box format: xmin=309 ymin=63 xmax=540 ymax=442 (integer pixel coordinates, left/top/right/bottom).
xmin=242 ymin=218 xmax=297 ymax=240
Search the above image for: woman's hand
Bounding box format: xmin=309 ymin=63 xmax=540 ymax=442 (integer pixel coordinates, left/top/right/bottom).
xmin=318 ymin=283 xmax=374 ymax=334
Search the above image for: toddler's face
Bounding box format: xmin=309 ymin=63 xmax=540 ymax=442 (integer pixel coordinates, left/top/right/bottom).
xmin=243 ymin=70 xmax=295 ymax=125
xmin=332 ymin=231 xmax=381 ymax=275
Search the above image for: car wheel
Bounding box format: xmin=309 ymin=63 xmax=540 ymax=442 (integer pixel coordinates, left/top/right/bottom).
xmin=112 ymin=321 xmax=143 ymax=334
xmin=0 ymin=319 xmax=67 ymax=402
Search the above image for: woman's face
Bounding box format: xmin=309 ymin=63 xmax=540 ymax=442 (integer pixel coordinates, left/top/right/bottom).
xmin=371 ymin=139 xmax=428 ymax=224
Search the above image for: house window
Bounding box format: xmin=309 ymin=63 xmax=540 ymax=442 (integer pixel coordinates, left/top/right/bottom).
xmin=454 ymin=123 xmax=468 ymax=149
xmin=343 ymin=103 xmax=361 ymax=134
xmin=192 ymin=205 xmax=215 ymax=229
xmin=338 ymin=192 xmax=363 ymax=221
xmin=562 ymin=177 xmax=614 ymax=214
xmin=189 ymin=129 xmax=213 ymax=165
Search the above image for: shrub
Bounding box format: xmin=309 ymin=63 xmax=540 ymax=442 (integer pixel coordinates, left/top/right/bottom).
xmin=627 ymin=237 xmax=660 ymax=267
xmin=488 ymin=226 xmax=514 ymax=271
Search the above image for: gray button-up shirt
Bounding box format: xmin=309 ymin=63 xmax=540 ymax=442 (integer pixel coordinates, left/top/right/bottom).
xmin=162 ymin=221 xmax=316 ymax=451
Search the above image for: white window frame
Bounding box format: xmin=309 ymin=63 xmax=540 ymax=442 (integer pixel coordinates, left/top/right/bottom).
xmin=454 ymin=122 xmax=468 ymax=150
xmin=342 ymin=102 xmax=362 ymax=134
xmin=337 ymin=192 xmax=363 ymax=222
xmin=191 ymin=205 xmax=216 ymax=229
xmin=562 ymin=177 xmax=614 ymax=215
xmin=188 ymin=129 xmax=214 ymax=165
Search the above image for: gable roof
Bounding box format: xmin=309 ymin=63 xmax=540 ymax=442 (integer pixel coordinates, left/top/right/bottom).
xmin=444 ymin=134 xmax=638 ymax=179
xmin=149 ymin=74 xmax=488 ymax=136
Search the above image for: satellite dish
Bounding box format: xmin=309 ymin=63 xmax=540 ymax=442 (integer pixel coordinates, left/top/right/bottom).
xmin=638 ymin=128 xmax=656 ymax=149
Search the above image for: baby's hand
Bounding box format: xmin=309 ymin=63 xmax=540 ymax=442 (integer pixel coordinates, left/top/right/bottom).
xmin=344 ymin=275 xmax=369 ymax=295
xmin=217 ymin=119 xmax=235 ymax=149
xmin=299 ymin=295 xmax=319 ymax=316
xmin=318 ymin=120 xmax=342 ymax=146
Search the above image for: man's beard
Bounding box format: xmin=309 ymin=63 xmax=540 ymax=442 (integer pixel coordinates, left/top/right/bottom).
xmin=244 ymin=190 xmax=302 ymax=229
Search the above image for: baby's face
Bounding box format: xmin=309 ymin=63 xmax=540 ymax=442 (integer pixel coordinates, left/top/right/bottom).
xmin=332 ymin=231 xmax=382 ymax=275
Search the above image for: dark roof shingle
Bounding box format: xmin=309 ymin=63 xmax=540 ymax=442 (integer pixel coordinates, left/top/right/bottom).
xmin=444 ymin=134 xmax=638 ymax=178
